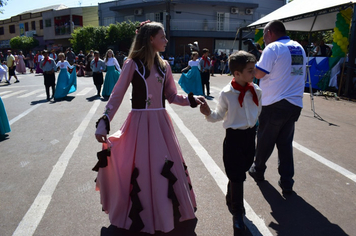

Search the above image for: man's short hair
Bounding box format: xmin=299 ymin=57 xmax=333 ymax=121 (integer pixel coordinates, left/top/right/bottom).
xmin=266 ymin=20 xmax=286 ymax=36
xmin=94 ymin=51 xmax=99 ymax=55
xmin=228 ymin=50 xmax=256 ymax=74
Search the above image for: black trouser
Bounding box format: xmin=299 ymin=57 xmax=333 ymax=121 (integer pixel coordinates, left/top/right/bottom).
xmin=223 ymin=127 xmax=256 ymax=215
xmin=43 ymin=72 xmax=55 ymax=99
xmin=93 ymin=72 xmax=103 ymax=95
xmin=200 ymin=71 xmax=210 ymax=96
xmin=253 ymin=99 xmax=302 ymax=189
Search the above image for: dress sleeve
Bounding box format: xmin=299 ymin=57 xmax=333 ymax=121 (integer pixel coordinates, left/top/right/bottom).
xmin=113 ymin=58 xmax=121 ymax=72
xmin=164 ymin=61 xmax=190 ymax=106
xmin=103 ymin=59 xmax=136 ymax=121
xmin=65 ymin=61 xmax=74 ymax=69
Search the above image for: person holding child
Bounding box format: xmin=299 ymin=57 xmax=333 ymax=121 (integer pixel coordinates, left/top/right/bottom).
xmin=54 ymin=52 xmax=77 ymax=100
xmin=94 ymin=20 xmax=205 ymax=235
xmin=178 ymin=51 xmax=204 ymax=96
xmin=200 ymin=51 xmax=262 ymax=235
xmin=248 ymin=20 xmax=306 ymax=194
xmin=101 ymin=49 xmax=121 ymax=98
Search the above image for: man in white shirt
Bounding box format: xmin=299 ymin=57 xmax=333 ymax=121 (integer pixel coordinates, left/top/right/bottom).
xmin=248 ymin=20 xmax=306 ymax=194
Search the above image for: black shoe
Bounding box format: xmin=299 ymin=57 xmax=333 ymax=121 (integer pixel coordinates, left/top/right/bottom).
xmin=5 ymin=80 xmax=10 ymax=84
xmin=233 ymin=214 xmax=246 ymax=236
xmin=278 ymin=180 xmax=293 ymax=194
xmin=248 ymin=168 xmax=265 ymax=182
xmin=14 ymin=80 xmax=20 ymax=83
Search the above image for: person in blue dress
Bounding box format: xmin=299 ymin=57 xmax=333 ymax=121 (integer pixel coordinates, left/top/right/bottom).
xmin=54 ymin=53 xmax=77 ymax=100
xmin=101 ymin=49 xmax=121 ymax=98
xmin=178 ymin=51 xmax=204 ymax=96
xmin=0 ymin=96 xmax=11 ymax=136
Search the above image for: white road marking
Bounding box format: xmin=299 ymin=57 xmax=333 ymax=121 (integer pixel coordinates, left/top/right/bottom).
xmin=2 ymin=90 xmax=27 ymax=99
xmin=166 ymin=104 xmax=273 ymax=236
xmin=293 ymin=141 xmax=356 ymax=182
xmin=0 ymin=91 xmax=12 ymax=95
xmin=37 ymin=93 xmax=46 ymax=97
xmin=18 ymin=89 xmax=43 ymax=98
xmin=9 ymin=104 xmax=42 ymax=125
xmin=12 ymin=100 xmax=101 ymax=236
xmin=76 ymin=87 xmax=93 ymax=96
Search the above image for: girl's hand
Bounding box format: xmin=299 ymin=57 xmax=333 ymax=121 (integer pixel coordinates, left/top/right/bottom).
xmin=194 ymin=95 xmax=206 ymax=105
xmin=95 ymin=134 xmax=107 ymax=143
xmin=200 ymin=102 xmax=211 ymax=116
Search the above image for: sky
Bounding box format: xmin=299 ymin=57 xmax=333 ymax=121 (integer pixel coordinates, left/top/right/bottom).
xmin=0 ymin=0 xmax=110 ymax=20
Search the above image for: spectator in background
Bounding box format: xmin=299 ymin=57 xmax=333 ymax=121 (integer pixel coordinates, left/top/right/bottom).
xmin=66 ymin=47 xmax=76 ymax=65
xmin=49 ymin=49 xmax=58 ymax=62
xmin=26 ymin=50 xmax=35 ymax=73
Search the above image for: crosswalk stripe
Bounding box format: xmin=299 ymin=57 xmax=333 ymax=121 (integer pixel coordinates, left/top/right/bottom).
xmin=2 ymin=90 xmax=27 ymax=99
xmin=0 ymin=91 xmax=12 ymax=96
xmin=18 ymin=89 xmax=43 ymax=98
xmin=76 ymin=87 xmax=93 ymax=96
xmin=37 ymin=93 xmax=46 ymax=98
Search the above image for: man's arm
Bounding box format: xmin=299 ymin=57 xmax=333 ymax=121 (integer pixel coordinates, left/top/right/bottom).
xmin=254 ymin=66 xmax=267 ymax=79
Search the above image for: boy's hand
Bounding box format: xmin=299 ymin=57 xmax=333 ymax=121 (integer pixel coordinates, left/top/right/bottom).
xmin=194 ymin=95 xmax=206 ymax=105
xmin=200 ymin=101 xmax=211 ymax=116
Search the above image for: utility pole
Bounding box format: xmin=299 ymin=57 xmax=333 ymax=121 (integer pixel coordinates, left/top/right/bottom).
xmin=165 ymin=0 xmax=171 ymax=57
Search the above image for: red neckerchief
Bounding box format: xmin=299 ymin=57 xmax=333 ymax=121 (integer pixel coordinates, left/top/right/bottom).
xmin=43 ymin=57 xmax=51 ymax=66
xmin=202 ymin=56 xmax=210 ymax=67
xmin=95 ymin=58 xmax=99 ymax=67
xmin=231 ymin=78 xmax=258 ymax=107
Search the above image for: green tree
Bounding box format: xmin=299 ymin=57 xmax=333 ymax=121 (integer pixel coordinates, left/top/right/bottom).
xmin=0 ymin=0 xmax=8 ymax=14
xmin=10 ymin=36 xmax=39 ymax=51
xmin=70 ymin=21 xmax=138 ymax=55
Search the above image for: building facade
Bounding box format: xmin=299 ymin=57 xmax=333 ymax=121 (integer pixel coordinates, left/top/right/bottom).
xmin=0 ymin=5 xmax=98 ymax=52
xmin=98 ymin=0 xmax=285 ymax=56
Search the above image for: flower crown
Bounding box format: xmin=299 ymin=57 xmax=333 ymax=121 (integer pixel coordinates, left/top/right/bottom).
xmin=135 ymin=20 xmax=151 ymax=34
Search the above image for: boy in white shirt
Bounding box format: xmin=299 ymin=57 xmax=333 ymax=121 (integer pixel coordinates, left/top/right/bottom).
xmin=0 ymin=61 xmax=8 ymax=83
xmin=200 ymin=51 xmax=262 ymax=235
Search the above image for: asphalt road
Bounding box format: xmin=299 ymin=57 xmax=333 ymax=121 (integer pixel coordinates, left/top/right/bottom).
xmin=1 ymin=70 xmax=355 ymax=236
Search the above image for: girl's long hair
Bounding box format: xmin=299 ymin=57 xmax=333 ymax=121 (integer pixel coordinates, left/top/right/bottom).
xmin=128 ymin=21 xmax=166 ymax=70
xmin=104 ymin=49 xmax=114 ymax=63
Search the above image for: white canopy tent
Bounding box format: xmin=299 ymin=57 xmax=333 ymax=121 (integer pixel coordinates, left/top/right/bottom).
xmin=247 ymin=0 xmax=356 ymax=97
xmin=248 ymin=0 xmax=355 ymax=31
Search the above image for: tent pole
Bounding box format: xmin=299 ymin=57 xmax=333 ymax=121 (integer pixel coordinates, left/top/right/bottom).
xmin=345 ymin=4 xmax=356 ymax=98
xmin=308 ymin=15 xmax=318 ymax=117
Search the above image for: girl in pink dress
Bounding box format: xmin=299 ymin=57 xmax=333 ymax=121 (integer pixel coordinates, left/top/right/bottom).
xmin=94 ymin=21 xmax=205 ymax=234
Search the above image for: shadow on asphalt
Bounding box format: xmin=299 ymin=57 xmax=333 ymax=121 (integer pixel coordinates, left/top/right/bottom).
xmin=86 ymin=95 xmax=102 ymax=102
xmin=256 ymin=181 xmax=348 ymax=236
xmin=0 ymin=134 xmax=9 ymax=142
xmin=30 ymin=99 xmax=50 ymax=105
xmin=100 ymin=218 xmax=197 ymax=236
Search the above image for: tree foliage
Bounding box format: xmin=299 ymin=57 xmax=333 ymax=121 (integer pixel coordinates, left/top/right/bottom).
xmin=70 ymin=21 xmax=138 ymax=55
xmin=10 ymin=36 xmax=39 ymax=51
xmin=287 ymin=30 xmax=334 ymax=44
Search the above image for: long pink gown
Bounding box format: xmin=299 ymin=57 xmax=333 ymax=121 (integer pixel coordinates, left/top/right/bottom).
xmin=16 ymin=55 xmax=26 ymax=73
xmin=95 ymin=59 xmax=197 ymax=234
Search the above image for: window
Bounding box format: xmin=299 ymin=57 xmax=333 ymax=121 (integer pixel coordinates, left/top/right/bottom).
xmin=103 ymin=17 xmax=115 ymax=25
xmin=0 ymin=27 xmax=4 ymax=35
xmin=124 ymin=15 xmax=134 ymax=22
xmin=217 ymin=13 xmax=225 ymax=31
xmin=45 ymin=19 xmax=51 ymax=27
xmin=217 ymin=12 xmax=229 ymax=31
xmin=9 ymin=25 xmax=15 ymax=33
xmin=31 ymin=21 xmax=36 ymax=30
xmin=40 ymin=20 xmax=43 ymax=29
xmin=155 ymin=13 xmax=163 ymax=23
xmin=25 ymin=22 xmax=29 ymax=31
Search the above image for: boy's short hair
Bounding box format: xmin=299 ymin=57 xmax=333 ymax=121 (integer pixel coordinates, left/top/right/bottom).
xmin=228 ymin=50 xmax=256 ymax=74
xmin=202 ymin=48 xmax=209 ymax=54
